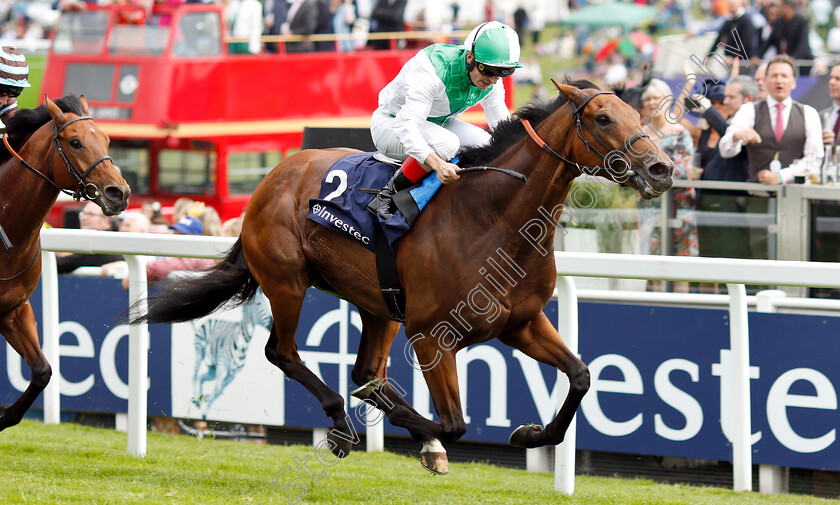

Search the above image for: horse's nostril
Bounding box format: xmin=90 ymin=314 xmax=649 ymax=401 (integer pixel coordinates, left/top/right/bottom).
xmin=648 ymin=163 xmax=668 ymax=178
xmin=105 ymin=186 xmax=125 ymax=202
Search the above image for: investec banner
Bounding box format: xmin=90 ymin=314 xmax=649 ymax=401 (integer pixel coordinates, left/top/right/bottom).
xmin=2 ymin=278 xmax=839 ymax=471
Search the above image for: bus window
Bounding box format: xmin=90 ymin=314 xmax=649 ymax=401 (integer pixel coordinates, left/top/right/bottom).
xmin=110 ymin=140 xmax=151 ymax=194
xmin=53 ymin=10 xmax=110 ymax=54
xmin=159 ymin=149 xmax=217 ymax=195
xmin=227 ymin=151 xmax=281 ymax=194
xmin=109 ymin=24 xmax=170 ymax=56
xmin=173 ymin=12 xmax=221 ymax=58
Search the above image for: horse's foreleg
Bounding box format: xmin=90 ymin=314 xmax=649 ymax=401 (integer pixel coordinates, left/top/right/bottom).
xmin=0 ymin=303 xmax=52 ymax=431
xmin=349 ymin=312 xmax=449 ymax=472
xmin=499 ymin=312 xmax=589 ymax=448
xmin=264 ymin=311 xmax=356 ymax=458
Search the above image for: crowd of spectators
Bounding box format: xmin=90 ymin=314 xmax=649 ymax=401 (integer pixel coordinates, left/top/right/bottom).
xmin=57 ymin=198 xmax=243 ymax=289
xmin=583 ymin=0 xmax=840 ymax=292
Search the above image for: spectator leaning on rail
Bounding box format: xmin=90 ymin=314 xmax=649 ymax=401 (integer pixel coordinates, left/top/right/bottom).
xmin=367 ymin=21 xmax=521 ymax=220
xmin=719 ymin=54 xmax=823 ymax=186
xmin=0 ymin=46 xmax=30 ymax=128
xmin=719 ymin=54 xmax=822 ymax=259
xmin=120 ymin=215 xmax=217 ymax=290
xmin=56 ymin=202 xmax=123 ymax=275
xmin=692 ymin=75 xmax=758 ymax=279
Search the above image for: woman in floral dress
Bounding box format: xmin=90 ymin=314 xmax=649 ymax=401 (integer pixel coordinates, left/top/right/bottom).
xmin=637 ymin=78 xmax=698 ymax=292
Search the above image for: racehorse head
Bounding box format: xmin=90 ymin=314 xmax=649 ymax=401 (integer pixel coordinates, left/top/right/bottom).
xmin=552 ymin=80 xmax=674 ymax=199
xmin=43 ymin=95 xmax=130 ymax=215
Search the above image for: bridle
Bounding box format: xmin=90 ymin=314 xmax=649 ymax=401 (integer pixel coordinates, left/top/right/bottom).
xmin=3 ymin=115 xmax=112 ymax=202
xmin=0 ymin=114 xmax=112 ymax=281
xmin=521 ymin=90 xmax=649 ymax=177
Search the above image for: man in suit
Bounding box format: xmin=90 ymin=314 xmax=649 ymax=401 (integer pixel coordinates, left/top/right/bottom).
xmin=820 ymin=62 xmax=840 ymax=147
xmin=369 ymin=0 xmax=407 ymax=50
xmin=719 ymin=54 xmax=823 ymax=258
xmin=755 ymin=0 xmax=813 ymax=75
xmin=719 ymin=54 xmax=822 ymax=185
xmin=284 ymin=0 xmax=319 ymax=52
xmin=264 ymin=0 xmax=289 ymax=53
xmin=815 ymin=62 xmax=840 ymax=279
xmin=708 ymin=0 xmax=756 ymax=63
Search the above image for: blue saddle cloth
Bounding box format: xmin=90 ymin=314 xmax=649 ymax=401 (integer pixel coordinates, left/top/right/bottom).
xmin=307 ymin=153 xmax=442 ymax=252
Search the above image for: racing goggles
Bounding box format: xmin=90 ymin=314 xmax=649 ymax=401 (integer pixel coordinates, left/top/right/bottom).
xmin=476 ymin=62 xmax=515 ymax=78
xmin=0 ymin=86 xmax=22 ymax=98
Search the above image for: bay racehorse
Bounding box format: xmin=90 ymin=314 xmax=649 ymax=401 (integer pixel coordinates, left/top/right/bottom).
xmin=0 ymin=95 xmax=130 ymax=430
xmin=138 ymin=80 xmax=673 ymax=473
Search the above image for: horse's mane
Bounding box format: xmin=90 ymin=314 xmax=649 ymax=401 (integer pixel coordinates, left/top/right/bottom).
xmin=0 ymin=95 xmax=86 ymax=165
xmin=457 ymin=78 xmax=601 ymax=167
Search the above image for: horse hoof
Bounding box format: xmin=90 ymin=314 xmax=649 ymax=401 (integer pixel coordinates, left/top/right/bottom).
xmin=420 ymin=439 xmax=448 ymax=474
xmin=326 ymin=429 xmax=353 ymax=459
xmin=509 ymin=424 xmax=543 ymax=448
xmin=350 ymin=378 xmax=385 ymax=400
xmin=421 ymin=452 xmax=449 ymax=474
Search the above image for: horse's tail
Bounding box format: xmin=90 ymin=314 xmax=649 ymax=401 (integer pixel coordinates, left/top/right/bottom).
xmin=131 ymin=238 xmax=260 ymax=325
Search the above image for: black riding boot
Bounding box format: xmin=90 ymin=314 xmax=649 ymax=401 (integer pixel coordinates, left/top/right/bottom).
xmin=367 ymin=170 xmax=414 ymax=220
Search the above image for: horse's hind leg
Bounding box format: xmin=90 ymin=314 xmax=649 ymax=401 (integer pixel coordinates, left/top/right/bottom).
xmin=263 ymin=294 xmax=357 ymax=458
xmin=349 ymin=311 xmax=449 ymax=473
xmin=0 ymin=303 xmax=52 ymax=430
xmin=499 ymin=312 xmax=589 ymax=448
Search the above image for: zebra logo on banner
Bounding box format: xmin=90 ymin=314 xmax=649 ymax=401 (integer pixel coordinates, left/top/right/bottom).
xmin=190 ymin=291 xmax=273 ymax=413
xmin=171 ymin=290 xmax=283 ymax=425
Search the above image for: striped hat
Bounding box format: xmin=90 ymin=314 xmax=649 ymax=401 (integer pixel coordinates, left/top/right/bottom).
xmin=0 ymin=47 xmax=30 ymax=88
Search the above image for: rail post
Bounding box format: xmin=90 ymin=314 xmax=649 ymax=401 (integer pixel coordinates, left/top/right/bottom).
xmin=41 ymin=250 xmax=60 ymax=425
xmin=125 ymin=254 xmax=149 ymax=457
xmin=554 ymin=275 xmax=579 ymax=494
xmin=727 ymin=283 xmax=752 ymax=491
xmin=756 ymin=290 xmax=789 ymax=493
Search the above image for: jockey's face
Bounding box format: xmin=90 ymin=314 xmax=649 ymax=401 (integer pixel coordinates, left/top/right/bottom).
xmin=0 ymin=85 xmax=21 ymax=110
xmin=466 ymin=53 xmax=499 ymax=91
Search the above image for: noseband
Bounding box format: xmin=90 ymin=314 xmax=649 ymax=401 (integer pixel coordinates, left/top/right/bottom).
xmin=3 ymin=115 xmax=113 ymax=202
xmin=522 ymin=90 xmax=649 ymax=177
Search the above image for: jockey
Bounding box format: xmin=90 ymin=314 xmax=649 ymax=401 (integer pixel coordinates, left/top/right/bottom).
xmin=0 ymin=46 xmax=30 ymax=127
xmin=367 ymin=21 xmax=521 ymax=219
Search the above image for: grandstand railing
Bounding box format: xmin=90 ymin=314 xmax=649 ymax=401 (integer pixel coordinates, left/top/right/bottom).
xmin=37 ymin=229 xmax=840 ymax=496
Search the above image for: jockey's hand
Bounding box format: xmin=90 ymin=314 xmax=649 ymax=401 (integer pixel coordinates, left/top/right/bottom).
xmin=425 ymin=153 xmax=460 ymax=184
xmin=435 ymin=162 xmax=460 ymax=184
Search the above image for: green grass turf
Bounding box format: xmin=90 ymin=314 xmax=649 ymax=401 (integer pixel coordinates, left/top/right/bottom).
xmin=1 ymin=419 xmax=839 ymax=504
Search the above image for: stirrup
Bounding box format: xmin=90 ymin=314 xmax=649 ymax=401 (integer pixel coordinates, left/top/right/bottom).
xmin=367 ymin=170 xmax=413 ymax=219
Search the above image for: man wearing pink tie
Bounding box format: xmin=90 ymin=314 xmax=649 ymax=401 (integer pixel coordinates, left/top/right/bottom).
xmin=718 ymin=54 xmax=823 ymax=258
xmin=719 ymin=54 xmax=823 ymax=185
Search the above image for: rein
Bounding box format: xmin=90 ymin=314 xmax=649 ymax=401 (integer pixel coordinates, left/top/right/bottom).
xmin=457 ymin=165 xmax=527 ymax=182
xmin=3 ymin=115 xmax=112 ymax=202
xmin=0 ymin=244 xmax=41 ymax=282
xmin=521 ymin=90 xmax=649 ymax=176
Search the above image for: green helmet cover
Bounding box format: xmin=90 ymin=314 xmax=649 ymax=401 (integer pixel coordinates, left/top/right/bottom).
xmin=468 ymin=22 xmax=522 ymax=68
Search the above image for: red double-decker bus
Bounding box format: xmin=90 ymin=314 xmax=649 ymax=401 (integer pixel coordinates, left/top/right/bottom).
xmin=41 ymin=3 xmax=511 ymax=226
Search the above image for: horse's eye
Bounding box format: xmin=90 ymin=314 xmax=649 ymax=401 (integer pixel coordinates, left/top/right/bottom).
xmin=69 ymin=139 xmax=82 ymax=149
xmin=596 ymin=115 xmax=611 ymax=126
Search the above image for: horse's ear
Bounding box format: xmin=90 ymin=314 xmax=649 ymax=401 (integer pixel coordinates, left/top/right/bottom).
xmin=44 ymin=96 xmax=67 ymax=127
xmin=79 ymin=95 xmax=89 ymax=116
xmin=553 ymin=79 xmax=586 ymax=107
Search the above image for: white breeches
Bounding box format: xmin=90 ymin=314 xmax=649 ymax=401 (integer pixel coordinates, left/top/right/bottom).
xmin=370 ymin=109 xmax=492 ymax=162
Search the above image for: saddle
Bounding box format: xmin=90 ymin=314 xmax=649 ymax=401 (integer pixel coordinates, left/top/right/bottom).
xmin=308 ymin=152 xmax=444 ymax=322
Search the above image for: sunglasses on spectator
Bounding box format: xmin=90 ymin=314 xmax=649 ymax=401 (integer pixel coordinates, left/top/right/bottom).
xmin=0 ymin=87 xmax=22 ymax=98
xmin=476 ymin=63 xmax=515 ymax=78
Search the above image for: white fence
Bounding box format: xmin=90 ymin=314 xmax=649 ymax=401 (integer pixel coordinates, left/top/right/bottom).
xmin=37 ymin=229 xmax=840 ymax=495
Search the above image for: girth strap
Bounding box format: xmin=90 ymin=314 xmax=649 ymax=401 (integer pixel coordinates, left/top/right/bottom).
xmin=374 ymin=227 xmax=406 ymax=323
